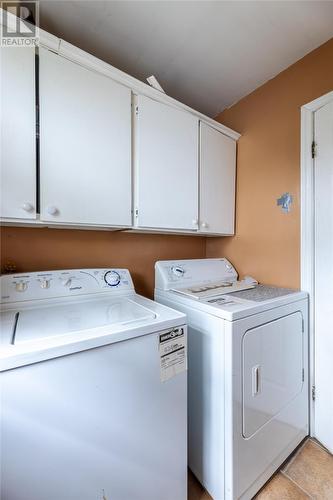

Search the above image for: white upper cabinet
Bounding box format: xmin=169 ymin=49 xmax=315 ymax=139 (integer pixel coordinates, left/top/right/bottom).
xmin=39 ymin=48 xmax=132 ymax=226
xmin=199 ymin=122 xmax=236 ymax=235
xmin=1 ymin=47 xmax=36 ymax=219
xmin=0 ymin=23 xmax=239 ymax=234
xmin=135 ymin=95 xmax=199 ymax=231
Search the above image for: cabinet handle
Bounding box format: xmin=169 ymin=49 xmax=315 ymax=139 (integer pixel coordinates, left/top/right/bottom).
xmin=192 ymin=218 xmax=198 ymax=227
xmin=201 ymin=221 xmax=209 ymax=229
xmin=47 ymin=205 xmax=59 ymax=216
xmin=21 ymin=202 xmax=34 ymax=213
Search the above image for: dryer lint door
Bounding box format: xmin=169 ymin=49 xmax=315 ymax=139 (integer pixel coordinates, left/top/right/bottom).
xmin=242 ymin=312 xmax=304 ymax=438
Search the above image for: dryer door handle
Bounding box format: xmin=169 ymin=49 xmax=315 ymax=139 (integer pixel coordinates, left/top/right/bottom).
xmin=252 ymin=365 xmax=261 ymax=396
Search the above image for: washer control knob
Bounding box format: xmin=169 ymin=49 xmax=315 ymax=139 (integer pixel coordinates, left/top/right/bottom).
xmin=171 ymin=266 xmax=185 ymax=277
xmin=21 ymin=202 xmax=34 ymax=213
xmin=61 ymin=278 xmax=72 ymax=287
xmin=104 ymin=270 xmax=121 ymax=287
xmin=40 ymin=279 xmax=51 ymax=289
xmin=15 ymin=281 xmax=28 ymax=292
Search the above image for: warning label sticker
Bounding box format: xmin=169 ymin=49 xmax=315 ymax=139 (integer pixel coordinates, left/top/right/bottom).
xmin=159 ymin=327 xmax=187 ymax=382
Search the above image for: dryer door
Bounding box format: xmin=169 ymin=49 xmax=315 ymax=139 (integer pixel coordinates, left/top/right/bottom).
xmin=242 ymin=312 xmax=304 ymax=438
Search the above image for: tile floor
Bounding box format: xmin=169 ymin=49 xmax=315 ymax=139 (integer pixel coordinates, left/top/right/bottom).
xmin=188 ymin=438 xmax=333 ymax=499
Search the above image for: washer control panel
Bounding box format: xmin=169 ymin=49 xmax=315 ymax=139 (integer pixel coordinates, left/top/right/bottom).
xmin=1 ymin=269 xmax=134 ymax=304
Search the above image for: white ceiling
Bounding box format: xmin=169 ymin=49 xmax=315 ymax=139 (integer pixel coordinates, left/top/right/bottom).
xmin=39 ymin=1 xmax=333 ymax=117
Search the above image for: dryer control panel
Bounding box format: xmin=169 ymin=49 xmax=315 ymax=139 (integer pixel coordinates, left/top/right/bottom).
xmin=155 ymin=258 xmax=238 ymax=290
xmin=1 ymin=269 xmax=134 ymax=304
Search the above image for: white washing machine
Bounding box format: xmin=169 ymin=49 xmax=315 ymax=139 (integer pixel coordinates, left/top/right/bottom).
xmin=155 ymin=258 xmax=309 ymax=500
xmin=0 ymin=268 xmax=187 ymax=500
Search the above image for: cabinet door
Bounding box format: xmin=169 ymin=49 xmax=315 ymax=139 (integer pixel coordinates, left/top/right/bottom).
xmin=136 ymin=95 xmax=198 ymax=230
xmin=1 ymin=47 xmax=36 ymax=219
xmin=199 ymin=122 xmax=236 ymax=234
xmin=39 ymin=48 xmax=132 ymax=226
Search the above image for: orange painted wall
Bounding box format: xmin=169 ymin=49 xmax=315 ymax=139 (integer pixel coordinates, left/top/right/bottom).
xmin=206 ymin=38 xmax=333 ymax=288
xmin=2 ymin=39 xmax=333 ymax=294
xmin=0 ymin=228 xmax=205 ymax=298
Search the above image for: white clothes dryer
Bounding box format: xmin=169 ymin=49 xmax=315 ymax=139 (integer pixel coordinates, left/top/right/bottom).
xmin=155 ymin=258 xmax=309 ymax=500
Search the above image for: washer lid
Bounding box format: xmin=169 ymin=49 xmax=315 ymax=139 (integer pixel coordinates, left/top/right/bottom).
xmin=0 ymin=293 xmax=186 ymax=372
xmin=3 ymin=297 xmax=157 ymax=346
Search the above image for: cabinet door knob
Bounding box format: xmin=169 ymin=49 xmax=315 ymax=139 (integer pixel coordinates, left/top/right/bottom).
xmin=192 ymin=218 xmax=198 ymax=227
xmin=21 ymin=202 xmax=34 ymax=213
xmin=201 ymin=221 xmax=209 ymax=229
xmin=47 ymin=205 xmax=59 ymax=216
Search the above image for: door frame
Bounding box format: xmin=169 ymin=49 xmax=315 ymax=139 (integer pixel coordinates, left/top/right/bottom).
xmin=300 ymin=90 xmax=333 ymax=436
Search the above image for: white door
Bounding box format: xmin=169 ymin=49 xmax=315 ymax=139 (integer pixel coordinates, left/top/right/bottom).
xmin=135 ymin=95 xmax=198 ymax=230
xmin=199 ymin=122 xmax=236 ymax=234
xmin=39 ymin=48 xmax=132 ymax=226
xmin=314 ymin=100 xmax=333 ymax=453
xmin=0 ymin=47 xmax=36 ymax=219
